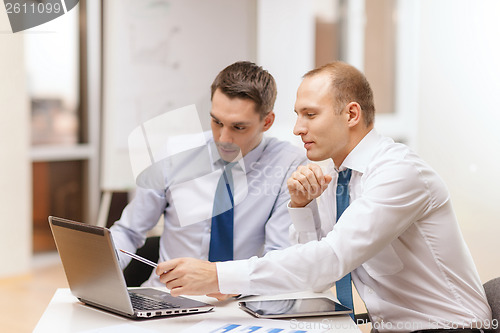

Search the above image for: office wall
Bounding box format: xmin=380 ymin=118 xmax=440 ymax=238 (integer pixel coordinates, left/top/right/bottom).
xmin=0 ymin=11 xmax=31 ymax=277
xmin=417 ymin=0 xmax=500 ymax=281
xmin=101 ymin=0 xmax=257 ymax=191
xmin=257 ymin=0 xmax=315 ymax=148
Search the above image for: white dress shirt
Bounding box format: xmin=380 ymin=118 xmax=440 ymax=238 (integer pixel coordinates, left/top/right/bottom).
xmin=217 ymin=130 xmax=492 ymax=332
xmin=111 ymin=132 xmax=307 ymax=287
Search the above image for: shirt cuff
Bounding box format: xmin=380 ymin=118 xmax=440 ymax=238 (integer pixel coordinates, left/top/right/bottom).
xmin=287 ymin=200 xmax=319 ymax=232
xmin=216 ymin=259 xmax=252 ymax=295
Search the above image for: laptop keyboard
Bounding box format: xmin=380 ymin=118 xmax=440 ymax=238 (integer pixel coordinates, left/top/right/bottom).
xmin=129 ymin=291 xmax=180 ymax=310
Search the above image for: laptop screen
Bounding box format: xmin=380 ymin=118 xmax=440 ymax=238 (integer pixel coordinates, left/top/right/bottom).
xmin=49 ymin=216 xmax=135 ymax=316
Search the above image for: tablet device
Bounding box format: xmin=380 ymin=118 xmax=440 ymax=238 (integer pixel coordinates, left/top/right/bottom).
xmin=238 ymin=297 xmax=352 ymax=319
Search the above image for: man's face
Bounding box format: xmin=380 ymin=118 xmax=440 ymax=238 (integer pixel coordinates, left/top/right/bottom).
xmin=210 ymin=89 xmax=272 ymax=162
xmin=293 ymin=73 xmax=350 ymax=164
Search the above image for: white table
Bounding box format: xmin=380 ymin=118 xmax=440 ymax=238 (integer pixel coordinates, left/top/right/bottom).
xmin=34 ymin=288 xmax=361 ymax=333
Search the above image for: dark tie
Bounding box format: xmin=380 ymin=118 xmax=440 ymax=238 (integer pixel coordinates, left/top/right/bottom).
xmin=208 ymin=164 xmax=235 ymax=262
xmin=335 ymin=168 xmax=354 ymax=319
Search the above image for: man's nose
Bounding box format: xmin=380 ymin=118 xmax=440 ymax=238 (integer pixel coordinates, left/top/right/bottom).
xmin=218 ymin=126 xmax=233 ymax=143
xmin=293 ymin=118 xmax=306 ymax=136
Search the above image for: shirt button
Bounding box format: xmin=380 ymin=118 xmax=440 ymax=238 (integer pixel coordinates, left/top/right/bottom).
xmin=368 ymin=288 xmax=374 ymax=294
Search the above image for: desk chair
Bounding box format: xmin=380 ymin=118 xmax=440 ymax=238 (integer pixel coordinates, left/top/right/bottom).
xmin=355 ymin=312 xmax=370 ymax=325
xmin=123 ymin=236 xmax=160 ymax=287
xmin=484 ymin=277 xmax=500 ymax=332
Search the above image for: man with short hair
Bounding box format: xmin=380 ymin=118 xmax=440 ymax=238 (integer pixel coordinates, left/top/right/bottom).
xmin=111 ymin=61 xmax=307 ymax=290
xmin=156 ymin=61 xmax=492 ymax=331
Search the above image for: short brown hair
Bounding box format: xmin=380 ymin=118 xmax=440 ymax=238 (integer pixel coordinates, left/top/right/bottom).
xmin=304 ymin=61 xmax=375 ymax=126
xmin=211 ymin=61 xmax=277 ymax=119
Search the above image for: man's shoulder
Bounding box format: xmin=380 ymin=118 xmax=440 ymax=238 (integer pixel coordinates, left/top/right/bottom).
xmin=367 ymin=137 xmax=443 ymax=187
xmin=262 ymin=136 xmax=306 ymax=161
xmin=371 ymin=137 xmax=423 ymax=167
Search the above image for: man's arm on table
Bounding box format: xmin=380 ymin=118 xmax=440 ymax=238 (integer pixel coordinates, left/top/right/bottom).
xmin=156 ymin=238 xmax=338 ymax=297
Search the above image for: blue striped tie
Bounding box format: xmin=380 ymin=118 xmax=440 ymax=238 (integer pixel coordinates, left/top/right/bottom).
xmin=336 ymin=168 xmax=354 ymax=319
xmin=208 ymin=164 xmax=235 ymax=262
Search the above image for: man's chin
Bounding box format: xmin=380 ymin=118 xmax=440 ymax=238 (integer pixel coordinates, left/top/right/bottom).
xmin=219 ymin=150 xmax=242 ymax=163
xmin=306 ymin=150 xmax=326 ymax=162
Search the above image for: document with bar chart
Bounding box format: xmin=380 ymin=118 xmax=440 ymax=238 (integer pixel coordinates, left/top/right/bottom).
xmin=180 ymin=318 xmax=331 ymax=333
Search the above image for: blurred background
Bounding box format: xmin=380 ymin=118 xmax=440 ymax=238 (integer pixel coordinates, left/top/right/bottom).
xmin=1 ymin=0 xmax=500 ymax=329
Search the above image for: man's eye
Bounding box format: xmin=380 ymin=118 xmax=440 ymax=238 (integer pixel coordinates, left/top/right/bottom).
xmin=307 ymin=113 xmax=315 ymax=117
xmin=234 ymin=126 xmax=246 ymax=131
xmin=212 ymin=119 xmax=222 ymax=126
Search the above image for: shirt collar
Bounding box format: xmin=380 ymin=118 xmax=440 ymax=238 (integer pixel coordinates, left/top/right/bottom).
xmin=339 ymin=128 xmax=381 ymax=175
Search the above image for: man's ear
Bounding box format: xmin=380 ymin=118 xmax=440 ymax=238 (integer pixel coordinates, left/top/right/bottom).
xmin=346 ymin=102 xmax=362 ymax=128
xmin=262 ymin=112 xmax=275 ymax=131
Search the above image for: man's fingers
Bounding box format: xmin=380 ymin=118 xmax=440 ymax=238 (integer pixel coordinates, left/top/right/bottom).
xmin=288 ymin=173 xmax=311 ymax=201
xmin=165 ymin=279 xmax=184 ymax=293
xmin=164 ymin=277 xmax=177 ymax=289
xmin=156 ymin=258 xmax=179 ymax=276
xmin=157 ymin=258 xmax=187 ymax=288
xmin=287 ymin=163 xmax=333 ymax=208
xmin=160 ymin=268 xmax=190 ymax=293
xmin=293 ymin=168 xmax=313 ymax=193
xmin=155 ymin=258 xmax=220 ymax=297
xmin=159 ymin=270 xmax=180 ymax=284
xmin=309 ymin=163 xmax=326 ymax=186
xmin=296 ymin=164 xmax=324 ymax=197
xmin=304 ymin=168 xmax=322 ymax=195
xmin=169 ymin=286 xmax=186 ymax=297
xmin=286 ymin=177 xmax=298 ymax=191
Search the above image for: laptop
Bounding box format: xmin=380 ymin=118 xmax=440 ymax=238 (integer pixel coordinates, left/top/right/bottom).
xmin=48 ymin=216 xmax=214 ymax=319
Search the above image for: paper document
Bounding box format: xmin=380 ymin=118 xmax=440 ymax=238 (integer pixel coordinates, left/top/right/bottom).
xmin=179 ymin=318 xmax=331 ymax=333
